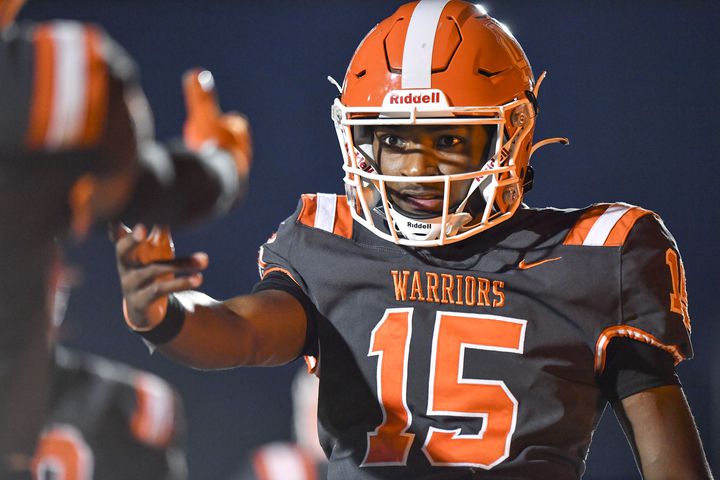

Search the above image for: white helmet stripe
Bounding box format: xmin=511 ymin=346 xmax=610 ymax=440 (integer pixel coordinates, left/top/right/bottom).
xmin=401 ymin=0 xmax=451 ymax=89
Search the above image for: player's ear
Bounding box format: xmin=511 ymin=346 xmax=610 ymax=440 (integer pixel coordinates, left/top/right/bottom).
xmin=68 ymin=174 xmax=98 ymax=241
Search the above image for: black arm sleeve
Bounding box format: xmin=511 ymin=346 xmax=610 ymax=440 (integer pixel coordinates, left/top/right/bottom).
xmin=117 ymin=140 xmax=243 ymax=227
xmin=252 ymin=271 xmax=319 ymax=358
xmin=597 ymin=338 xmax=680 ymax=402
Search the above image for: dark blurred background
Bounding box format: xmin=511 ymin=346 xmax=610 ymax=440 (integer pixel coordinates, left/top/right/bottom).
xmin=18 ymin=1 xmax=719 ymax=478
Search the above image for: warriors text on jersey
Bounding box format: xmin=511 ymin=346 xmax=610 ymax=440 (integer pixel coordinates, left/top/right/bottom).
xmin=255 ymin=194 xmax=691 ymax=480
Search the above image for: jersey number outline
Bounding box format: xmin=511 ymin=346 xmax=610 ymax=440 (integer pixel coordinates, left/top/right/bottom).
xmin=665 ymin=248 xmax=690 ymax=332
xmin=362 ymin=308 xmax=526 ymax=469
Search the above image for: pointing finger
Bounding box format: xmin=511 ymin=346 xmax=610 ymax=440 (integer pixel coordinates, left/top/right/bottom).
xmin=183 ymin=69 xmax=220 ymax=125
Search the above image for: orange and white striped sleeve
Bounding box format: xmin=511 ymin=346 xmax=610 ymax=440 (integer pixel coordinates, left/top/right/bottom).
xmin=24 ymin=22 xmax=110 ymax=151
xmin=0 ymin=21 xmax=150 ymax=164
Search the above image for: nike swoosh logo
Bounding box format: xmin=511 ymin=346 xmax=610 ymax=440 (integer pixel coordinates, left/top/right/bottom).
xmin=518 ymin=256 xmax=562 ymax=270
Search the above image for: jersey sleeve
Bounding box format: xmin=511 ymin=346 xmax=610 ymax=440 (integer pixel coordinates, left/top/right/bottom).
xmin=254 ymin=199 xmax=319 ymax=357
xmin=119 ymin=140 xmax=243 ymax=226
xmin=256 ymin=199 xmax=309 ymax=292
xmin=597 ymin=337 xmax=680 ymax=401
xmin=595 ymin=214 xmax=693 ymax=373
xmin=0 ymin=21 xmax=142 ymax=159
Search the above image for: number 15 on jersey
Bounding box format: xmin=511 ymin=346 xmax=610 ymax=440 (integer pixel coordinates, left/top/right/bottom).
xmin=362 ymin=308 xmax=527 ymax=469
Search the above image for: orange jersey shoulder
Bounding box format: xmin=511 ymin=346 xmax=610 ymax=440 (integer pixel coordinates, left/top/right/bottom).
xmin=297 ymin=193 xmax=353 ymax=239
xmin=563 ymin=202 xmax=654 ymax=247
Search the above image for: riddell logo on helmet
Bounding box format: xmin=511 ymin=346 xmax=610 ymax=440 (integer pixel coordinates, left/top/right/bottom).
xmin=407 ymin=221 xmax=431 ymax=230
xmin=382 ymin=89 xmax=448 ymax=108
xmin=389 ymin=92 xmax=441 ymax=105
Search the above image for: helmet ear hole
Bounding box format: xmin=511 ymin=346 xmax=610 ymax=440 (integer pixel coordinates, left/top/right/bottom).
xmin=510 ymin=104 xmax=530 ymax=128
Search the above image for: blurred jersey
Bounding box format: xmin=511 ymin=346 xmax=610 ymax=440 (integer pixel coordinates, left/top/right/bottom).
xmin=32 ymin=348 xmax=187 ymax=480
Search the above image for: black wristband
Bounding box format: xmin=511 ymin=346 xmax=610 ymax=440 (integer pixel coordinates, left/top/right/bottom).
xmin=134 ymin=294 xmax=186 ymax=345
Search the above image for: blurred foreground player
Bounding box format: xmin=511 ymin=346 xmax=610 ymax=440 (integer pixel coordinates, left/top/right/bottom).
xmin=230 ymin=368 xmax=327 ymax=480
xmin=34 ymin=348 xmax=187 ymax=480
xmin=29 ymin=265 xmax=187 ymax=480
xmin=114 ymin=1 xmax=712 ymax=479
xmin=0 ymin=0 xmax=251 ymax=476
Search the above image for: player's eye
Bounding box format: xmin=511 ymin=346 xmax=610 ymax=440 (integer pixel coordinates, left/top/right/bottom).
xmin=381 ymin=135 xmax=405 ymax=148
xmin=437 ymin=135 xmax=463 ymax=148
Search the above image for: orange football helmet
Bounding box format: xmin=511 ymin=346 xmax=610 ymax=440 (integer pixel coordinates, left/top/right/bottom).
xmin=332 ymin=0 xmax=567 ymax=246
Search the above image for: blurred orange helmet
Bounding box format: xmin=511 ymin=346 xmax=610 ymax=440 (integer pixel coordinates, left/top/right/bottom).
xmin=332 ymin=0 xmax=566 ymax=246
xmin=0 ymin=0 xmax=25 ymax=29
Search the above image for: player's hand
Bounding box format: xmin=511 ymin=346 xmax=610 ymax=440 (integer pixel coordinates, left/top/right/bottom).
xmin=182 ymin=68 xmax=252 ymax=177
xmin=112 ymin=223 xmax=208 ymax=330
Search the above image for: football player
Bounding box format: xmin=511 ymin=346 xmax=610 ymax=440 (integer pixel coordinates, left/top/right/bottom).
xmin=33 ymin=348 xmax=188 ymax=480
xmin=28 ymin=262 xmax=188 ymax=480
xmin=114 ymin=1 xmax=713 ymax=479
xmin=0 ymin=1 xmax=251 ymax=477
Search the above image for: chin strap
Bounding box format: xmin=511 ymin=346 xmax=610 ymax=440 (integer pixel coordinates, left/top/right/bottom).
xmin=387 ymin=204 xmax=474 ymax=242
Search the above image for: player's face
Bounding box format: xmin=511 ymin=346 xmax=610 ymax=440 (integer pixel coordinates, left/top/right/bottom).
xmin=373 ymin=125 xmax=492 ymax=216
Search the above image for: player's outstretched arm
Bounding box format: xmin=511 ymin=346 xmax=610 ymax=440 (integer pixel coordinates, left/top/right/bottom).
xmin=115 ymin=224 xmax=307 ymax=369
xmin=616 ymin=385 xmax=714 ymax=480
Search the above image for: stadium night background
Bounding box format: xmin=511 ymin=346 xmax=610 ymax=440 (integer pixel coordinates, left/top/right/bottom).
xmin=18 ymin=1 xmax=719 ymax=478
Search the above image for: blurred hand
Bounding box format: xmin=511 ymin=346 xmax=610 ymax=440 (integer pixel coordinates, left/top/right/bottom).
xmin=113 ymin=223 xmax=207 ymax=330
xmin=182 ymin=69 xmax=252 ymax=177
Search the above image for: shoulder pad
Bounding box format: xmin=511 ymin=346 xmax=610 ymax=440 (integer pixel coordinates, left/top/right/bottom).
xmin=297 ymin=193 xmax=353 ymax=239
xmin=563 ymin=203 xmax=654 ymax=247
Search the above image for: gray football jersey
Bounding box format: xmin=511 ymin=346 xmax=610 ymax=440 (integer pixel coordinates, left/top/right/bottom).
xmin=257 ymin=194 xmax=692 ymax=480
